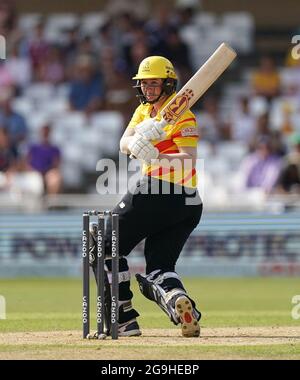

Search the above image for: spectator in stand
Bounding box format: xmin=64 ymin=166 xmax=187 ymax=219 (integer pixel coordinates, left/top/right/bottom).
xmin=269 ymin=130 xmax=287 ymax=157
xmin=121 ymin=21 xmax=152 ymax=77
xmin=176 ymin=5 xmax=196 ymax=26
xmin=0 ymin=59 xmax=14 ymax=90
xmin=94 ymin=22 xmax=116 ymax=59
xmin=0 ymin=125 xmax=16 ymax=192
xmin=144 ymin=5 xmax=176 ymax=55
xmin=248 ymin=112 xmax=271 ymax=150
xmin=69 ymin=55 xmax=105 ymax=115
xmin=4 ymin=41 xmax=32 ymax=93
xmin=64 ymin=26 xmax=81 ymax=66
xmin=100 ymin=47 xmax=136 ymax=125
xmin=37 ymin=45 xmax=65 ymax=85
xmin=237 ymin=136 xmax=282 ymax=194
xmin=28 ymin=21 xmax=49 ymax=75
xmin=164 ymin=26 xmax=192 ymax=85
xmin=0 ymin=124 xmax=44 ymax=196
xmin=228 ymin=97 xmax=257 ymax=143
xmin=0 ymin=92 xmax=28 ymax=151
xmin=145 ymin=5 xmax=176 ymax=40
xmin=78 ymin=36 xmax=98 ymax=61
xmin=114 ymin=12 xmax=139 ymax=68
xmin=0 ymin=126 xmax=17 ymax=173
xmin=251 ymin=56 xmax=281 ymax=101
xmin=27 ymin=124 xmax=62 ymax=194
xmin=278 ymin=102 xmax=298 ymax=137
xmin=276 ymin=133 xmax=300 ymax=194
xmin=197 ymin=96 xmax=223 ymax=143
xmin=127 ymin=32 xmax=151 ymax=78
xmin=0 ymin=0 xmax=16 ymax=33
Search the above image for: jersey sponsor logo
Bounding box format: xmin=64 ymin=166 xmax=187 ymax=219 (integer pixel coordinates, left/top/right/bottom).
xmin=181 ymin=127 xmax=198 ymax=137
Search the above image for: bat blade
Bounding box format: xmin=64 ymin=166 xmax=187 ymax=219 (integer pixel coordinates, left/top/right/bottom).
xmin=160 ymin=43 xmax=237 ymax=124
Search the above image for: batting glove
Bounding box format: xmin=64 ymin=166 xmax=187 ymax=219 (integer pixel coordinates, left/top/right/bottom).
xmin=128 ymin=134 xmax=159 ymax=163
xmin=135 ymin=118 xmax=167 ymax=141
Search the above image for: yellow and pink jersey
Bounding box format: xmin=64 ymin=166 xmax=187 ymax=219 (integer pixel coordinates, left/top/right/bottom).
xmin=128 ymin=95 xmax=199 ymax=188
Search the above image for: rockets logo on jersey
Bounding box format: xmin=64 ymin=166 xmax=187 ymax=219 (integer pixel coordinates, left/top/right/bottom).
xmin=162 ymin=89 xmax=194 ymax=124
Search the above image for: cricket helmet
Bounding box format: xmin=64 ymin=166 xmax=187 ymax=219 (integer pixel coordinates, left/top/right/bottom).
xmin=133 ymin=56 xmax=178 ymax=104
xmin=132 ymin=56 xmax=178 ymax=80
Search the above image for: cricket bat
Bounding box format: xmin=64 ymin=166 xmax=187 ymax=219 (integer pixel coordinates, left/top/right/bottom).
xmin=159 ymin=42 xmax=237 ymax=126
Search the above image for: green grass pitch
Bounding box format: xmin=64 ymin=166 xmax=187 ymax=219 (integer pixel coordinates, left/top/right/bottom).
xmin=0 ymin=277 xmax=299 ymax=359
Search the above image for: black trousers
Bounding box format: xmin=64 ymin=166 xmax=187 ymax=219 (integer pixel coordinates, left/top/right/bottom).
xmin=104 ymin=177 xmax=202 ymax=320
xmin=107 ymin=176 xmax=202 ymax=274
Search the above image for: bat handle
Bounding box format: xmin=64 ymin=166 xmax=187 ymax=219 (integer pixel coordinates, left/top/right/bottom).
xmin=129 ymin=154 xmax=135 ymax=159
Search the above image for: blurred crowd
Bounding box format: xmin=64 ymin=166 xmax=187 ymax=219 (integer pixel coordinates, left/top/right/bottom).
xmin=0 ymin=0 xmax=300 ymax=203
xmin=198 ymin=54 xmax=300 ymax=198
xmin=0 ymin=2 xmax=197 ymax=197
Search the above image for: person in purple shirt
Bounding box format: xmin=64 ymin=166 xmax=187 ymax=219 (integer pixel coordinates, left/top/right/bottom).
xmin=238 ymin=136 xmax=282 ymax=194
xmin=27 ymin=124 xmax=62 ymax=194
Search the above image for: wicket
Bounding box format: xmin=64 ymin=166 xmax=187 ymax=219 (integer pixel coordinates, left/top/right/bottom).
xmin=82 ymin=210 xmax=119 ymax=340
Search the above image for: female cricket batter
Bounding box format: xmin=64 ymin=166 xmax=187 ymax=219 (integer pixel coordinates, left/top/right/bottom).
xmin=90 ymin=56 xmax=202 ymax=337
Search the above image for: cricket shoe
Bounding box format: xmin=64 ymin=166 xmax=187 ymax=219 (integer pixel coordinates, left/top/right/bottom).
xmin=175 ymin=296 xmax=200 ymax=337
xmin=118 ymin=319 xmax=142 ymax=337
